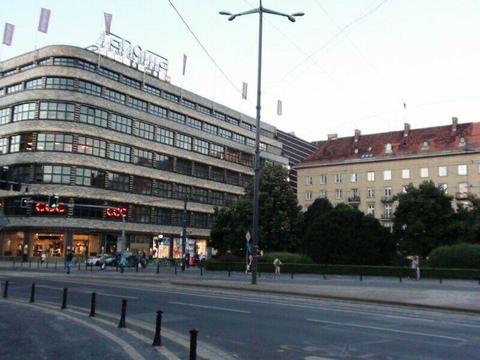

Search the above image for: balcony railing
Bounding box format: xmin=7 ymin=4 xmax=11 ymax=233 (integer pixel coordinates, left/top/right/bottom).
xmin=347 ymin=196 xmax=361 ymax=204
xmin=455 ymin=192 xmax=469 ymax=200
xmin=381 ymin=214 xmax=393 ymax=220
xmin=381 ymin=195 xmax=394 ymax=203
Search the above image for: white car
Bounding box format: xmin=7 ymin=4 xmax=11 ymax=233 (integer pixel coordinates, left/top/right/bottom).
xmin=86 ymin=256 xmax=103 ymax=266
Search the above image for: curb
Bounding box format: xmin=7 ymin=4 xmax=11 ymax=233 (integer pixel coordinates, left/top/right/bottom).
xmin=170 ymin=280 xmax=480 ymax=315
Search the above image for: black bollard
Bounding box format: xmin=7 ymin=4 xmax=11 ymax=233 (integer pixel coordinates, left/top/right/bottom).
xmin=29 ymin=283 xmax=35 ymax=303
xmin=29 ymin=261 xmax=31 ymax=269
xmin=156 ymin=262 xmax=160 ymax=274
xmin=78 ymin=262 xmax=81 ymax=271
xmin=55 ymin=261 xmax=57 ymax=270
xmin=228 ymin=270 xmax=231 ymax=277
xmin=322 ymin=274 xmax=327 ymax=280
xmin=46 ymin=261 xmax=49 ymax=269
xmin=189 ymin=329 xmax=198 ymax=360
xmin=360 ymin=274 xmax=363 ymax=281
xmin=152 ymin=310 xmax=163 ymax=346
xmin=200 ymin=267 xmax=203 ymax=276
xmin=89 ymin=292 xmax=96 ymax=317
xmin=174 ymin=264 xmax=177 ymax=275
xmin=61 ymin=288 xmax=68 ymax=309
xmin=118 ymin=299 xmax=127 ymax=328
xmin=3 ymin=280 xmax=8 ymax=298
xmin=399 ymin=276 xmax=403 ymax=283
xmin=12 ymin=259 xmax=15 ymax=268
xmin=291 ymin=272 xmax=294 ymax=280
xmin=439 ymin=278 xmax=443 ymax=284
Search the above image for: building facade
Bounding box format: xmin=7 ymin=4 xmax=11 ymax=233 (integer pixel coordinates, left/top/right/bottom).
xmin=0 ymin=45 xmax=289 ymax=259
xmin=296 ymin=120 xmax=480 ymax=229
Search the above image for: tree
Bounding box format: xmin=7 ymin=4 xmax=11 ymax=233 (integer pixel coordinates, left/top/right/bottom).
xmin=393 ymin=181 xmax=454 ymax=258
xmin=209 ymin=163 xmax=303 ymax=255
xmin=303 ymin=204 xmax=394 ymax=265
xmin=300 ymin=198 xmax=333 ymax=252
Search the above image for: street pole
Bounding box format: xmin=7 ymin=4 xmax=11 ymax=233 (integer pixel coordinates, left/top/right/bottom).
xmin=181 ymin=194 xmax=188 ymax=271
xmin=220 ymin=2 xmax=304 ymax=285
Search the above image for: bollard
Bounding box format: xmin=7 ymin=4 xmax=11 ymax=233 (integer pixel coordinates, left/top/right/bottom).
xmin=228 ymin=270 xmax=231 ymax=277
xmin=156 ymin=262 xmax=160 ymax=274
xmin=360 ymin=274 xmax=363 ymax=282
xmin=55 ymin=261 xmax=57 ymax=270
xmin=152 ymin=310 xmax=163 ymax=346
xmin=78 ymin=262 xmax=81 ymax=271
xmin=200 ymin=267 xmax=203 ymax=276
xmin=439 ymin=278 xmax=443 ymax=284
xmin=29 ymin=261 xmax=32 ymax=269
xmin=291 ymin=272 xmax=294 ymax=280
xmin=61 ymin=288 xmax=68 ymax=309
xmin=118 ymin=299 xmax=127 ymax=328
xmin=46 ymin=261 xmax=49 ymax=269
xmin=189 ymin=329 xmax=198 ymax=360
xmin=89 ymin=292 xmax=96 ymax=317
xmin=174 ymin=264 xmax=177 ymax=275
xmin=37 ymin=261 xmax=39 ymax=269
xmin=29 ymin=283 xmax=35 ymax=303
xmin=399 ymin=276 xmax=403 ymax=283
xmin=3 ymin=280 xmax=8 ymax=298
xmin=322 ymin=274 xmax=327 ymax=280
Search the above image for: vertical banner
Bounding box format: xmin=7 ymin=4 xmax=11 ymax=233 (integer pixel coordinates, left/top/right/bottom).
xmin=2 ymin=23 xmax=14 ymax=46
xmin=38 ymin=8 xmax=51 ymax=33
xmin=277 ymin=100 xmax=283 ymax=116
xmin=182 ymin=54 xmax=187 ymax=76
xmin=242 ymin=82 xmax=248 ymax=100
xmin=104 ymin=13 xmax=113 ymax=35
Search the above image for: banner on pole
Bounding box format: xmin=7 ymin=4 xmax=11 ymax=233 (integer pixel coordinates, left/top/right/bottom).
xmin=104 ymin=13 xmax=112 ymax=35
xmin=38 ymin=8 xmax=51 ymax=33
xmin=277 ymin=100 xmax=283 ymax=116
xmin=242 ymin=82 xmax=248 ymax=100
xmin=182 ymin=54 xmax=187 ymax=76
xmin=2 ymin=23 xmax=14 ymax=46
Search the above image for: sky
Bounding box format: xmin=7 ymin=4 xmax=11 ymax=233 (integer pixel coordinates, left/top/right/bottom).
xmin=1 ymin=0 xmax=480 ymax=142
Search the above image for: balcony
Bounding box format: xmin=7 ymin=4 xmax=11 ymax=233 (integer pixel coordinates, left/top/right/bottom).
xmin=455 ymin=192 xmax=469 ymax=200
xmin=347 ymin=196 xmax=361 ymax=204
xmin=381 ymin=195 xmax=394 ymax=203
xmin=381 ymin=214 xmax=393 ymax=221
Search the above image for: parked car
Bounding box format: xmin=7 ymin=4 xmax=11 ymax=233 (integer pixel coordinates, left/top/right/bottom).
xmin=86 ymin=255 xmax=103 ymax=266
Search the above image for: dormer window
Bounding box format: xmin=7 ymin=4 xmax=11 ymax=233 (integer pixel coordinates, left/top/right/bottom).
xmin=459 ymin=137 xmax=466 ymax=146
xmin=421 ymin=141 xmax=429 ymax=149
xmin=385 ymin=143 xmax=392 ymax=153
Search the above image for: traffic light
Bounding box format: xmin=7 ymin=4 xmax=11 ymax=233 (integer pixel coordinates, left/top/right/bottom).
xmin=48 ymin=195 xmax=59 ymax=209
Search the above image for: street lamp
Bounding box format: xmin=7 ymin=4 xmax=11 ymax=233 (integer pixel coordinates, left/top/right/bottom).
xmin=220 ymin=1 xmax=304 ymax=285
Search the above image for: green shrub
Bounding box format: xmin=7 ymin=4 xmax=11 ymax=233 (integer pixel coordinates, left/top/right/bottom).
xmin=427 ymin=243 xmax=480 ymax=269
xmin=260 ymin=252 xmax=314 ymax=264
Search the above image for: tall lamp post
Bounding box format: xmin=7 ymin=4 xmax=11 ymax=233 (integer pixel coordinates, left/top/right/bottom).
xmin=220 ymin=1 xmax=304 ymax=285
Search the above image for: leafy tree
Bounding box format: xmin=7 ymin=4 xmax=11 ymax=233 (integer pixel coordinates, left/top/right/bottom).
xmin=393 ymin=181 xmax=454 ymax=258
xmin=209 ymin=163 xmax=303 ymax=255
xmin=300 ymin=198 xmax=333 ymax=251
xmin=427 ymin=243 xmax=480 ymax=269
xmin=304 ymin=204 xmax=395 ymax=265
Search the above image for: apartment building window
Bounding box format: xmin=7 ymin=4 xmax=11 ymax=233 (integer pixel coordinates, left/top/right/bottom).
xmin=132 ymin=148 xmax=153 ymax=166
xmin=78 ymin=80 xmax=102 ymax=96
xmin=401 ymin=169 xmax=410 ymax=179
xmin=367 ymin=171 xmax=375 ymax=182
xmin=75 ymin=168 xmax=105 ymax=188
xmin=0 ymin=108 xmax=11 ymax=125
xmin=351 ymin=173 xmax=358 ymax=182
xmin=420 ymin=167 xmax=429 ymax=178
xmin=384 ymin=187 xmax=392 ymax=196
xmin=77 ymin=136 xmax=106 ymax=157
xmin=0 ymin=138 xmax=7 ymax=154
xmin=157 ymin=128 xmax=174 ymax=146
xmin=149 ymin=104 xmax=167 ymax=118
xmin=458 ymin=164 xmax=468 ymax=176
xmin=458 ymin=182 xmax=469 ymax=194
xmin=193 ymin=139 xmax=209 ymax=155
xmin=79 ymin=106 xmax=108 ymax=128
xmin=305 ymin=191 xmax=312 ymax=201
xmin=305 ymin=176 xmax=313 ymax=185
xmin=319 ymin=175 xmax=327 ymax=185
xmin=211 ymin=167 xmax=225 ymax=182
xmin=334 ymin=174 xmax=343 ymax=183
xmin=187 ymin=117 xmax=202 ymax=130
xmin=335 ymin=189 xmax=342 ymax=200
xmin=109 ymin=143 xmax=131 ymax=163
xmin=36 ymin=133 xmax=73 ymax=152
xmin=175 ymin=133 xmax=192 ymax=151
xmin=107 ymin=172 xmax=130 ymax=192
xmin=14 ymin=103 xmax=37 ymax=121
xmin=110 ymin=114 xmax=132 ymax=134
xmin=439 ymin=183 xmax=448 ymax=193
xmin=383 ymin=170 xmax=392 ymax=181
xmin=367 ymin=203 xmax=375 ymax=216
xmin=438 ymin=166 xmax=447 ymax=177
xmin=384 ymin=204 xmax=393 ymax=218
xmin=154 ymin=154 xmax=173 ymax=171
xmin=367 ymin=188 xmax=375 ymax=198
xmin=36 ymin=165 xmax=71 ymax=184
xmin=319 ymin=190 xmax=327 ymax=199
xmin=385 ymin=143 xmax=392 ymax=153
xmin=133 ymin=121 xmax=155 ymax=140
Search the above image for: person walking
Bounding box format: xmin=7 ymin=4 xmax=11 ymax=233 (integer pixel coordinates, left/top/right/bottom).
xmin=415 ymin=256 xmax=421 ymax=280
xmin=273 ymin=257 xmax=282 ymax=276
xmin=119 ymin=254 xmax=127 ymax=274
xmin=65 ymin=248 xmax=73 ymax=274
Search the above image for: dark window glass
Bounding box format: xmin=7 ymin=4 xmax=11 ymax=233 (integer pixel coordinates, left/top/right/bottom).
xmin=225 ymin=193 xmax=239 ymax=206
xmin=78 ymin=80 xmax=102 ymax=96
xmin=133 ymin=177 xmax=152 ymax=195
xmin=75 ymin=167 xmax=105 ymax=188
xmin=191 ymin=187 xmax=208 ymax=203
xmin=154 ymin=154 xmax=173 ymax=171
xmin=153 ymin=180 xmax=172 ymax=198
xmin=120 ymin=76 xmax=141 ymax=89
xmin=132 ymin=205 xmax=151 ymax=223
xmin=174 ymin=184 xmax=191 ymax=201
xmin=211 ymin=167 xmax=225 ymax=182
xmin=241 ymin=153 xmax=254 ymax=167
xmin=226 ymin=170 xmax=240 ymax=185
xmin=210 ymin=190 xmax=224 ymax=205
xmin=107 ymin=172 xmax=130 ymax=192
xmin=77 ymin=136 xmax=107 ymax=157
xmin=175 ymin=158 xmax=192 ymax=175
xmin=97 ymin=67 xmax=119 ymax=81
xmin=152 ymin=208 xmax=171 ymax=225
xmin=73 ymin=198 xmax=104 ymax=219
xmin=79 ymin=106 xmax=108 ymax=128
xmin=193 ymin=163 xmax=209 ymax=179
xmin=39 ymin=102 xmax=75 ymax=121
xmin=144 ymin=84 xmax=161 ymax=96
xmin=190 ymin=212 xmax=208 ymax=228
xmin=36 ymin=133 xmax=73 ymax=152
xmin=103 ymin=88 xmax=125 ymax=103
xmin=132 ymin=148 xmax=153 ymax=166
xmin=162 ymin=91 xmax=179 ymax=103
xmin=34 ymin=165 xmax=71 ymax=184
xmin=127 ymin=96 xmax=147 ymax=111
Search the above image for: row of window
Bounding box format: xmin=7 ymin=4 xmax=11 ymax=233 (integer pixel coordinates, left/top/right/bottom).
xmin=0 ymin=100 xmax=256 ymax=168
xmin=2 ymin=196 xmax=213 ymax=229
xmin=305 ymin=165 xmax=472 ymax=186
xmin=2 ymin=164 xmax=241 ymax=207
xmin=0 ymin=131 xmax=251 ymax=187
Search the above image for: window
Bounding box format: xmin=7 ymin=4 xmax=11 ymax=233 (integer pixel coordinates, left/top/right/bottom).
xmin=214 ymin=112 xmax=226 ymax=121
xmin=334 ymin=174 xmax=343 ymax=183
xmin=367 ymin=203 xmax=375 ymax=216
xmin=241 ymin=153 xmax=253 ymax=167
xmin=79 ymin=106 xmax=108 ymax=128
xmin=439 ymin=183 xmax=448 ymax=193
xmin=211 ymin=167 xmax=225 ymax=182
xmin=385 ymin=143 xmax=392 ymax=153
xmin=9 ymin=133 xmax=33 ymax=152
xmin=210 ymin=191 xmax=224 ymax=206
xmin=225 ymin=148 xmax=240 ymax=163
xmin=232 ymin=133 xmax=246 ymax=144
xmin=195 ymin=163 xmax=210 ymax=179
xmin=103 ymin=88 xmax=125 ymax=104
xmin=39 ymin=102 xmax=75 ymax=121
xmin=36 ymin=165 xmax=71 ymax=184
xmin=127 ymin=96 xmax=148 ymax=111
xmin=149 ymin=104 xmax=168 ymax=118
xmin=77 ymin=136 xmax=106 ymax=157
xmin=132 ymin=148 xmax=153 ymax=166
xmin=246 ymin=138 xmax=255 ymax=147
xmin=175 ymin=184 xmax=191 ymax=201
xmin=0 ymin=108 xmax=11 ymax=125
xmin=197 ymin=104 xmax=211 ymax=115
xmin=75 ymin=168 xmax=105 ymax=188
xmin=25 ymin=78 xmax=44 ymax=89
xmin=319 ymin=175 xmax=327 ymax=185
xmin=73 ymin=199 xmax=104 ymax=218
xmin=335 ymin=189 xmax=342 ymax=200
xmin=458 ymin=164 xmax=468 ymax=176
xmin=384 ymin=204 xmax=393 ymax=218
xmin=193 ymin=138 xmax=209 ymax=155
xmin=367 ymin=188 xmax=375 ymax=198
xmin=384 ymin=187 xmax=392 ymax=196
xmin=133 ymin=177 xmax=152 ymax=195
xmin=219 ymin=128 xmax=232 ymax=139
xmin=383 ymin=170 xmax=392 ymax=181
xmin=350 ymin=173 xmax=358 ymax=182
xmin=168 ymin=110 xmax=185 ymax=124
xmin=240 ymin=122 xmax=252 ymax=131
xmin=152 ymin=207 xmax=171 ymax=225
xmin=13 ymin=103 xmax=36 ymax=121
xmin=45 ymin=77 xmax=75 ymax=90
xmin=458 ymin=182 xmax=469 ymax=194
xmin=181 ymin=98 xmax=196 ymax=109
xmin=78 ymin=80 xmax=102 ymax=96
xmin=109 ymin=143 xmax=131 ymax=163
xmin=227 ymin=117 xmax=239 ymax=126
xmin=36 ymin=133 xmax=73 ymax=152
xmin=319 ymin=190 xmax=327 ymax=199
xmin=133 ymin=121 xmax=154 ymax=140
xmin=367 ymin=171 xmax=375 ymax=182
xmin=154 ymin=154 xmax=173 ymax=171
xmin=144 ymin=84 xmax=161 ymax=97
xmin=153 ymin=180 xmax=172 ymax=198
xmin=203 ymin=123 xmax=218 ymax=135
xmin=401 ymin=169 xmax=410 ymax=179
xmin=175 ymin=133 xmax=192 ymax=150
xmin=107 ymin=172 xmax=130 ymax=192
xmin=187 ymin=117 xmax=202 ymax=130
xmin=438 ymin=166 xmax=447 ymax=177
xmin=226 ymin=170 xmax=239 ymax=185
xmin=209 ymin=143 xmax=224 ymax=159
xmin=120 ymin=76 xmax=141 ymax=89
xmin=175 ymin=158 xmax=192 ymax=175
xmin=0 ymin=137 xmax=8 ymax=154
xmin=132 ymin=206 xmax=151 ymax=223
xmin=162 ymin=91 xmax=180 ymax=103
xmin=157 ymin=128 xmax=174 ymax=146
xmin=305 ymin=191 xmax=312 ymax=201
xmin=191 ymin=187 xmax=209 ymax=203
xmin=420 ymin=167 xmax=429 ymax=178
xmin=97 ymin=67 xmax=119 ymax=81
xmin=305 ymin=176 xmax=313 ymax=185
xmin=110 ymin=114 xmax=132 ymax=134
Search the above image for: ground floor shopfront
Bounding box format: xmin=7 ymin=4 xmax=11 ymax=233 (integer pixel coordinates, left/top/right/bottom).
xmin=0 ymin=229 xmax=207 ymax=260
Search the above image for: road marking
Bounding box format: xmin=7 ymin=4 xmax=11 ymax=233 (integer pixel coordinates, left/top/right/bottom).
xmin=169 ymin=301 xmax=251 ymax=314
xmin=35 ymin=285 xmax=137 ymax=299
xmin=306 ymin=319 xmax=467 ymax=342
xmin=95 ymin=292 xmax=138 ymax=300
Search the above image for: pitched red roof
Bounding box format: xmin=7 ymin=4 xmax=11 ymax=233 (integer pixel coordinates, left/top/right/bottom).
xmin=303 ymin=122 xmax=480 ymax=164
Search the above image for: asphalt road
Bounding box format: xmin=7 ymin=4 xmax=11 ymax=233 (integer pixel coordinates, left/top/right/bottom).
xmin=1 ymin=270 xmax=480 ymax=359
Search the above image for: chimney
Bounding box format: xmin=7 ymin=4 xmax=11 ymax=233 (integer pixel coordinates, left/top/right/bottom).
xmin=452 ymin=117 xmax=458 ymax=132
xmin=403 ymin=123 xmax=410 ymax=137
xmin=354 ymin=129 xmax=361 ymax=142
xmin=327 ymin=133 xmax=338 ymax=141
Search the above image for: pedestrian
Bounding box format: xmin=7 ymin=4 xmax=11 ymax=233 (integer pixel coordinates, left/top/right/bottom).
xmin=40 ymin=251 xmax=46 ymax=264
xmin=415 ymin=256 xmax=421 ymax=281
xmin=410 ymin=256 xmax=418 ymax=280
xmin=119 ymin=254 xmax=127 ymax=274
xmin=273 ymin=257 xmax=282 ymax=276
xmin=65 ymin=248 xmax=73 ymax=274
xmin=22 ymin=244 xmax=29 ymax=263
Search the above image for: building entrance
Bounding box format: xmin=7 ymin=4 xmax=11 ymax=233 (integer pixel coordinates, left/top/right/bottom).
xmin=32 ymin=232 xmax=64 ymax=257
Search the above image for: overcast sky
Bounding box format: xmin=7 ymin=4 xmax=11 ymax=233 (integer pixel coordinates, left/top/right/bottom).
xmin=2 ymin=0 xmax=480 ymax=142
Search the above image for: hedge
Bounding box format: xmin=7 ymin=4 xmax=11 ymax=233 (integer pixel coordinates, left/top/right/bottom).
xmin=428 ymin=243 xmax=480 ymax=269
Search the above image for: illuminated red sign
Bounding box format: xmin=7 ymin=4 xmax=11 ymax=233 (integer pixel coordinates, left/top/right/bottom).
xmin=106 ymin=207 xmax=127 ymax=218
xmin=35 ymin=202 xmax=66 ymax=214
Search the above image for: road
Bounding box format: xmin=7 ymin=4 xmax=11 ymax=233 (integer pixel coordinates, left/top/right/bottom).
xmin=1 ymin=269 xmax=480 ymax=359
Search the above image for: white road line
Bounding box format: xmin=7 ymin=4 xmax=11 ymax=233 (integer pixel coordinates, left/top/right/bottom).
xmin=306 ymin=318 xmax=467 ymax=342
xmin=169 ymin=301 xmax=251 ymax=314
xmin=35 ymin=285 xmax=137 ymax=299
xmin=95 ymin=292 xmax=138 ymax=300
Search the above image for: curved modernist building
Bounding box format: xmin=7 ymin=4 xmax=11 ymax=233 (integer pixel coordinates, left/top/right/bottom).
xmin=0 ymin=45 xmax=289 ymax=259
